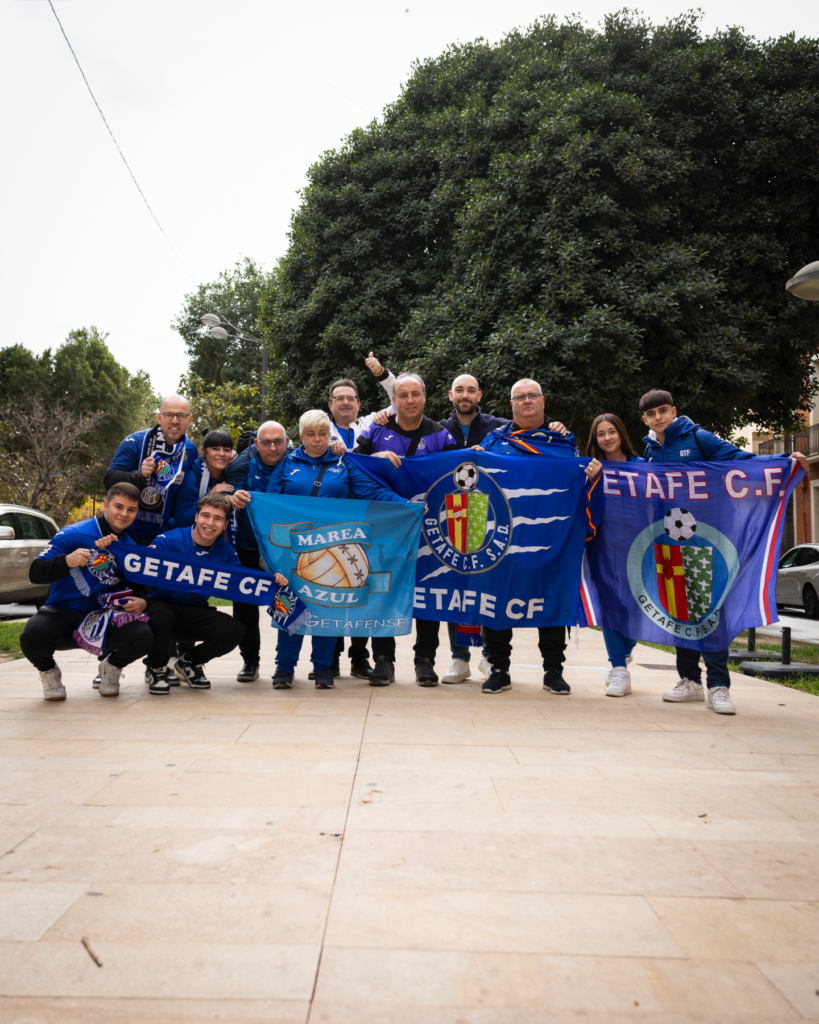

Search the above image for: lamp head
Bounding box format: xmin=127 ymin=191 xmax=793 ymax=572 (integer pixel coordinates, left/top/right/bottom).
xmin=786 ymin=261 xmax=819 ymax=301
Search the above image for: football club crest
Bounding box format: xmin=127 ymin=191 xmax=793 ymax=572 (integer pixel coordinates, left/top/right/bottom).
xmin=422 ymin=462 xmax=513 ymax=574
xmin=627 ymin=507 xmax=739 ymax=639
xmin=87 ymin=550 xmax=120 ymax=586
xmin=268 ymin=521 xmax=391 ymax=607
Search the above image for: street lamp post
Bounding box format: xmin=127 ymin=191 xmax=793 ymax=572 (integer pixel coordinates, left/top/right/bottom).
xmin=200 ymin=314 xmax=270 ymax=420
xmin=786 ymin=261 xmax=819 ymax=301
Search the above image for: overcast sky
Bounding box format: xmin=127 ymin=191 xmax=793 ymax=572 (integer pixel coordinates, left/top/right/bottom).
xmin=1 ymin=0 xmax=813 ymax=398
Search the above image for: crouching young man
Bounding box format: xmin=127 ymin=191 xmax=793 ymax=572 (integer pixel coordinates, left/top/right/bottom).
xmin=144 ymin=493 xmax=245 ymax=693
xmin=21 ymin=483 xmax=153 ymax=701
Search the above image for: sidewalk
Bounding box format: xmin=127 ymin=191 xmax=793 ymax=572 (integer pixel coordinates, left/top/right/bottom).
xmin=1 ymin=619 xmax=818 ymax=1023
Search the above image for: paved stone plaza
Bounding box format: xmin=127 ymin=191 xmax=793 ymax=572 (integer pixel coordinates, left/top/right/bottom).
xmin=1 ymin=617 xmax=818 ymax=1023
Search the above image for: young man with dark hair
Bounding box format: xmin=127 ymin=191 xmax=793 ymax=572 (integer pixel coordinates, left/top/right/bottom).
xmin=640 ymin=388 xmax=808 ymax=714
xmin=144 ymin=493 xmax=246 ymax=693
xmin=21 ymin=483 xmax=154 ymax=701
xmin=355 ymin=373 xmax=459 ymax=686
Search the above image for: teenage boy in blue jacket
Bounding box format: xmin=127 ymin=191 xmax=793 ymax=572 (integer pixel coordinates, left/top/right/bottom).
xmin=144 ymin=493 xmax=246 ymax=693
xmin=640 ymin=389 xmax=808 ymax=714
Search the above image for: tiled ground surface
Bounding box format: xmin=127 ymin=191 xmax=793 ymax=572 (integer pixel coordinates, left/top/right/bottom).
xmin=1 ymin=617 xmax=819 ymax=1023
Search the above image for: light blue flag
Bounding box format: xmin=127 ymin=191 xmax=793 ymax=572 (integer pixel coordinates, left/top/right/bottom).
xmin=247 ymin=492 xmax=424 ymax=637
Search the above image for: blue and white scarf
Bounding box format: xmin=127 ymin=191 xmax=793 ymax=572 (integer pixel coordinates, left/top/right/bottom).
xmin=69 ymin=543 xmax=127 ymax=597
xmin=137 ymin=425 xmax=188 ymax=526
xmin=73 ymin=589 xmax=150 ymax=656
xmin=266 ymin=584 xmax=311 ymax=636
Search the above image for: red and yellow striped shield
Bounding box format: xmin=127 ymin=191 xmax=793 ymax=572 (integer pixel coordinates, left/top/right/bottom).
xmin=654 ymin=543 xmax=690 ymax=621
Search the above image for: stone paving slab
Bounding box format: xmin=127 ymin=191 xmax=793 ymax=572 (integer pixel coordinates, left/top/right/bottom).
xmin=1 ymin=616 xmax=818 ymax=1022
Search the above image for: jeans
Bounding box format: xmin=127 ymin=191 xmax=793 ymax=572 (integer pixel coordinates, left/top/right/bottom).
xmin=675 ymin=646 xmax=731 ymax=689
xmin=21 ymin=605 xmax=154 ymax=672
xmin=483 ymin=626 xmax=567 ymax=674
xmin=602 ymin=628 xmax=637 ymax=668
xmin=276 ymin=632 xmax=336 ymax=673
xmin=232 ymin=546 xmax=263 ymax=663
xmin=146 ymin=603 xmax=245 ymax=668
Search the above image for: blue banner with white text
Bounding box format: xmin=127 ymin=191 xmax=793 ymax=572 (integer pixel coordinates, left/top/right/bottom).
xmin=578 ymin=459 xmax=803 ymax=650
xmin=348 ymin=450 xmax=599 ymax=631
xmin=247 ymin=492 xmax=423 ymax=636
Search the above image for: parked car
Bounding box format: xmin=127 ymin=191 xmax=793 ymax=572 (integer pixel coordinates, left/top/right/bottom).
xmin=776 ymin=544 xmax=819 ymax=617
xmin=0 ymin=504 xmax=59 ymax=605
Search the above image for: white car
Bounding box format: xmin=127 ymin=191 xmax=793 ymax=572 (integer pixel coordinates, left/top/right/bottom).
xmin=776 ymin=544 xmax=819 ymax=617
xmin=0 ymin=504 xmax=59 ymax=606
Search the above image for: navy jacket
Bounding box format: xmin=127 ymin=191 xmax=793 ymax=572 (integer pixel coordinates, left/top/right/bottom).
xmin=267 ymin=445 xmax=411 ymax=504
xmin=225 ymin=445 xmax=286 ymax=550
xmin=439 ymin=407 xmax=509 ymax=450
xmin=168 ymin=455 xmax=230 ymax=530
xmin=148 ymin=526 xmax=239 ymax=607
xmin=643 ymin=416 xmax=788 ymax=463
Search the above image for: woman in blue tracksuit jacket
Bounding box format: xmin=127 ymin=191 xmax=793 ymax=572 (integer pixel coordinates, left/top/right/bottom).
xmin=265 ymin=409 xmax=414 ymax=689
xmin=584 ymin=414 xmax=646 ymax=698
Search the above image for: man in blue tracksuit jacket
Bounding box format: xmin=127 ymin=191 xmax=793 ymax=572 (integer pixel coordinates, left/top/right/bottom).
xmin=225 ymin=421 xmax=291 ymax=681
xmin=104 ymin=395 xmax=199 ymax=544
xmin=640 ymin=388 xmax=808 ymax=715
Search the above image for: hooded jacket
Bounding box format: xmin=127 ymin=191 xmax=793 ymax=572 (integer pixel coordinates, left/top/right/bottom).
xmin=642 ymin=416 xmax=788 ymax=463
xmin=266 ymin=445 xmax=411 ymax=504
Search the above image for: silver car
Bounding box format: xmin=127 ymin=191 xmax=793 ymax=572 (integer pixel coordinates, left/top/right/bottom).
xmin=776 ymin=544 xmax=819 ymax=617
xmin=0 ymin=504 xmax=59 ymax=606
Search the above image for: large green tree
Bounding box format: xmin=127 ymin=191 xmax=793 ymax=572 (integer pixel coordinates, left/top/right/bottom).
xmin=260 ymin=11 xmax=819 ymax=443
xmin=0 ymin=327 xmax=157 ymax=515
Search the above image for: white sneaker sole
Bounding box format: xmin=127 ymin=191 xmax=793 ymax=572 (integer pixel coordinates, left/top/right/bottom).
xmin=707 ymin=700 xmax=736 ymax=715
xmin=606 ymin=685 xmax=631 ymax=697
xmin=662 ymin=691 xmax=704 ymax=703
xmin=43 ymin=690 xmax=66 ymax=701
xmin=441 ymin=674 xmax=470 ymax=684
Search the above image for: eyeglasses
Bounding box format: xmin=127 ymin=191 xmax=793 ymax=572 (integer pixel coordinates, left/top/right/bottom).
xmin=160 ymin=411 xmax=192 ymax=421
xmin=257 ymin=438 xmax=287 ymax=448
xmin=330 ymin=394 xmax=359 ymax=403
xmin=511 ymin=393 xmax=543 ymax=403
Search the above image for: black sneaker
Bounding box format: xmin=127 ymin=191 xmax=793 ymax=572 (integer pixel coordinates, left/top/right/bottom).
xmin=414 ymin=658 xmax=439 ymax=687
xmin=92 ymin=673 xmax=101 ymax=689
xmin=272 ymin=670 xmax=294 ymax=689
xmin=308 ymin=661 xmax=340 ymax=680
xmin=237 ymin=661 xmax=260 ymax=682
xmin=543 ymin=670 xmax=571 ymax=694
xmin=369 ymin=657 xmax=395 ymax=686
xmin=171 ymin=656 xmax=211 ymax=689
xmin=144 ymin=666 xmax=171 ymax=695
xmin=314 ymin=667 xmax=335 ymax=689
xmin=482 ymin=670 xmax=511 ymax=694
xmin=350 ymin=656 xmax=373 ymax=679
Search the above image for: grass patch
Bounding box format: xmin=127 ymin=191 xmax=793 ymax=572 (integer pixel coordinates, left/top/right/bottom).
xmin=209 ymin=598 xmax=232 ymax=607
xmin=0 ymin=621 xmax=26 ymax=658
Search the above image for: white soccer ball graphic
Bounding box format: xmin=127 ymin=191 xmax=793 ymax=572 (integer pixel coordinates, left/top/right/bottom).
xmin=453 ymin=462 xmax=479 ymax=491
xmin=664 ymin=507 xmax=697 ymax=541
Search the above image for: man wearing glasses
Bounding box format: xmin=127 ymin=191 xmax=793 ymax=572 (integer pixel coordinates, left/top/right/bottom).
xmin=104 ymin=394 xmax=199 ymax=546
xmin=226 ymin=420 xmax=290 ymax=681
xmin=474 ymin=379 xmax=577 ymax=696
xmin=326 ymin=352 xmax=397 ymax=451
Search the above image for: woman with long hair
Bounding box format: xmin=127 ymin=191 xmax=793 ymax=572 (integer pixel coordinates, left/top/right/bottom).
xmin=584 ymin=414 xmax=644 ymax=698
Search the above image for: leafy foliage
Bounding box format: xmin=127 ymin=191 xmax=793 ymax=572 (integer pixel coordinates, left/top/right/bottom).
xmin=260 ymin=12 xmax=819 ymax=442
xmin=173 ymin=258 xmax=274 ymax=422
xmin=0 ymin=327 xmax=157 ymax=506
xmin=178 ymin=373 xmax=261 ymax=446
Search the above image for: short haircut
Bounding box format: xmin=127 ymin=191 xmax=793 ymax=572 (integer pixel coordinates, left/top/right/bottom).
xmin=329 ymin=378 xmax=359 ymax=400
xmin=299 ymin=409 xmax=333 ymax=435
xmin=639 ymin=389 xmax=675 ymax=414
xmin=510 ymin=378 xmax=542 ymax=399
xmin=202 ymin=429 xmax=233 ymax=450
xmin=196 ymin=493 xmax=232 ymax=519
xmin=585 ymin=414 xmax=637 ymax=461
xmin=395 ymin=372 xmax=425 ymax=392
xmin=106 ymin=482 xmax=141 ymax=505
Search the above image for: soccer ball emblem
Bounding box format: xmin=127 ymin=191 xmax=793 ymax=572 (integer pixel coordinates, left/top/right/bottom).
xmin=664 ymin=508 xmax=697 ymax=541
xmin=453 ymin=462 xmax=479 ymax=491
xmin=296 ymin=544 xmax=370 ymax=589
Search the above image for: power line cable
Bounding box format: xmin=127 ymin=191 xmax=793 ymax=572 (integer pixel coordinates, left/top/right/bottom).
xmin=46 ymin=0 xmax=196 ymax=282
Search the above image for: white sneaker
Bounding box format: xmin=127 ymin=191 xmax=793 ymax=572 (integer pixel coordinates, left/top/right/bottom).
xmin=40 ymin=665 xmax=66 ymax=701
xmin=478 ymin=655 xmax=493 ymax=679
xmin=441 ymin=659 xmax=471 ymax=684
xmin=606 ymin=666 xmax=632 ymax=697
xmin=706 ymin=686 xmax=736 ymax=714
xmin=98 ymin=655 xmax=121 ymax=697
xmin=662 ymin=677 xmax=704 ymax=703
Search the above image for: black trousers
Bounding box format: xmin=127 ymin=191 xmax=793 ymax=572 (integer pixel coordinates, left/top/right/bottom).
xmin=21 ymin=605 xmax=154 ymax=672
xmin=147 ymin=603 xmax=245 ymax=668
xmin=370 ymin=618 xmax=440 ymax=664
xmin=233 ymin=546 xmax=263 ymax=663
xmin=334 ymin=635 xmax=369 ymax=662
xmin=483 ymin=625 xmax=567 ymax=674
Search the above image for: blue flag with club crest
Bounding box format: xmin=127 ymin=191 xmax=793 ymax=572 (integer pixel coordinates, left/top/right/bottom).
xmin=578 ymin=459 xmax=803 ymax=650
xmin=347 ymin=450 xmax=600 ymax=631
